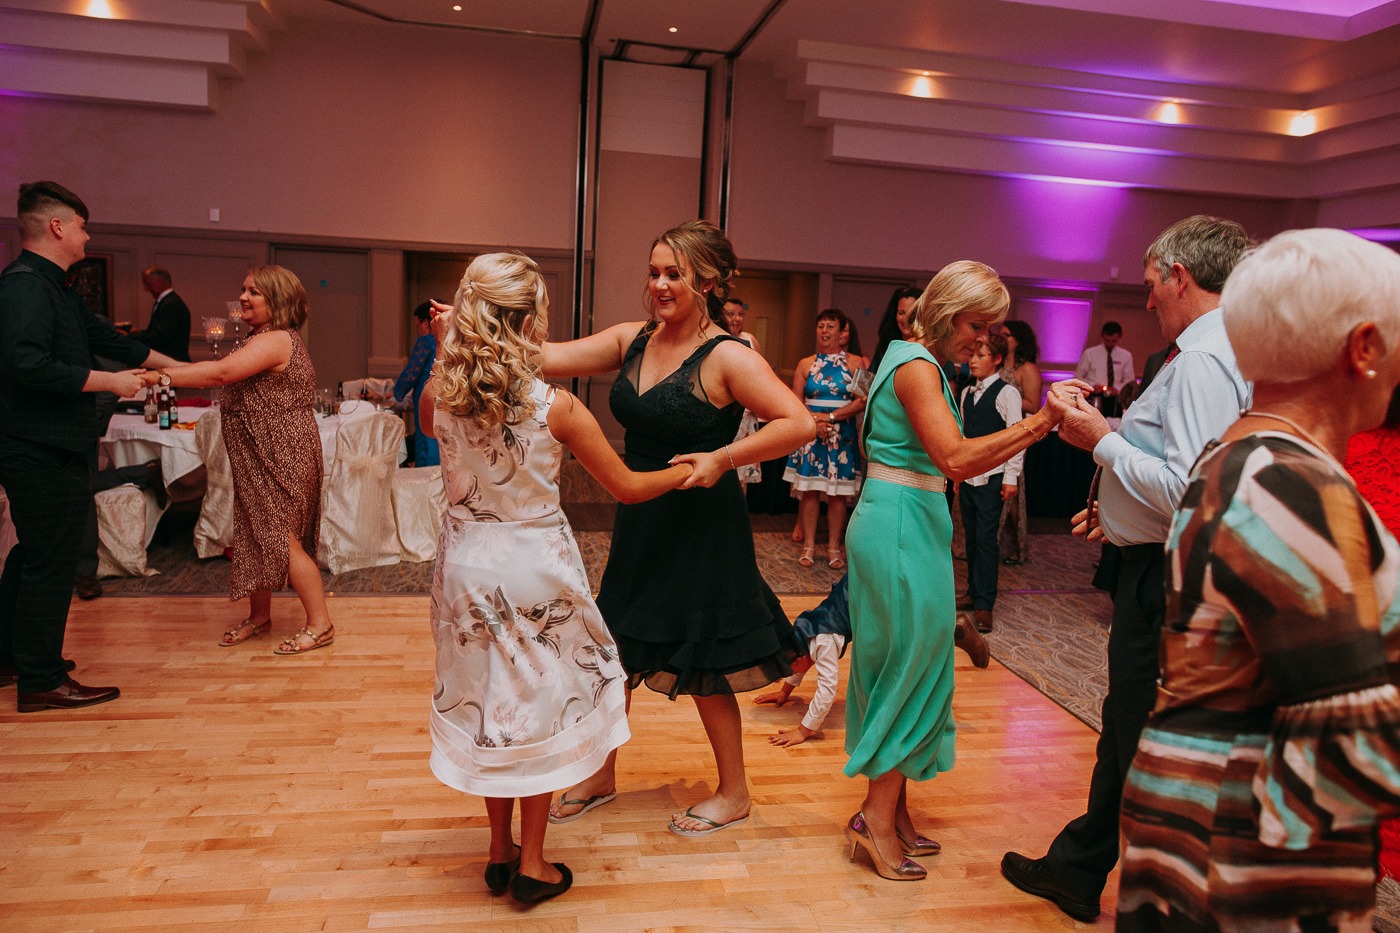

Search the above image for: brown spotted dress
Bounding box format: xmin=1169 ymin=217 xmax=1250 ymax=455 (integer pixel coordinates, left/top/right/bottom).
xmin=220 ymin=328 xmax=322 ymax=600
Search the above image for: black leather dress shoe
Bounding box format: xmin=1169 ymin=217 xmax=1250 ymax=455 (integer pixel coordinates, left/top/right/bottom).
xmin=0 ymin=658 xmax=76 ymax=688
xmin=17 ymin=677 xmax=120 ymax=712
xmin=510 ymin=863 xmax=572 ymax=904
xmin=1000 ymin=851 xmax=1100 ymax=922
xmin=75 ymin=577 xmax=103 ymax=600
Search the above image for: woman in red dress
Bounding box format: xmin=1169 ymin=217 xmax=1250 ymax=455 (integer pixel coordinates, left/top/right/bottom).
xmin=1345 ymin=383 xmax=1400 ymax=880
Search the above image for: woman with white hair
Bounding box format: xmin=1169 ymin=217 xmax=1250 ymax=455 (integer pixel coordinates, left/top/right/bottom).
xmin=1116 ymin=229 xmax=1400 ymax=931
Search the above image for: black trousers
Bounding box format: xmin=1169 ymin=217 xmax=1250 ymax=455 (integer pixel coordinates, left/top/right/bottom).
xmin=959 ymin=477 xmax=1004 ymax=610
xmin=1043 ymin=542 xmax=1165 ymax=897
xmin=0 ymin=439 xmax=91 ymax=693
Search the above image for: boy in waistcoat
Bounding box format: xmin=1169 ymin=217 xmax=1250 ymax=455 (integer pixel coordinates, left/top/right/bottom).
xmin=959 ymin=332 xmax=1024 ymax=633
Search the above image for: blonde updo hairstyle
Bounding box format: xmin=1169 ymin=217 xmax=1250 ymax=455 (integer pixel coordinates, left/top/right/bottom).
xmin=247 ymin=264 xmax=309 ymax=331
xmin=644 ymin=220 xmax=738 ymax=330
xmin=909 ymin=260 xmax=1010 ymax=354
xmin=1222 ymin=228 xmax=1400 ymax=384
xmin=434 ymin=252 xmax=549 ymax=429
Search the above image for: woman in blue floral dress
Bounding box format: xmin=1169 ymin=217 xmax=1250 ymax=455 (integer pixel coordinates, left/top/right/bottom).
xmin=785 ymin=308 xmax=868 ymax=568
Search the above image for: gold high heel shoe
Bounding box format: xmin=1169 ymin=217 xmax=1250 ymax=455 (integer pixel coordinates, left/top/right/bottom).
xmin=896 ymin=828 xmax=942 ymax=858
xmin=845 ymin=812 xmax=927 ymax=881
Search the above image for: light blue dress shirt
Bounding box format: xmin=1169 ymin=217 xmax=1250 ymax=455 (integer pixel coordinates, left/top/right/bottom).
xmin=1093 ymin=308 xmax=1251 ymax=547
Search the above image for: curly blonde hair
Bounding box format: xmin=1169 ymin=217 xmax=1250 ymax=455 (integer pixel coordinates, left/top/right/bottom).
xmin=909 ymin=260 xmax=1009 ymax=350
xmin=434 ymin=252 xmax=549 ymax=429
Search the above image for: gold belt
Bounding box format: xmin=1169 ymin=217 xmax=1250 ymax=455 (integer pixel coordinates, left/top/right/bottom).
xmin=867 ymin=462 xmax=947 ymax=492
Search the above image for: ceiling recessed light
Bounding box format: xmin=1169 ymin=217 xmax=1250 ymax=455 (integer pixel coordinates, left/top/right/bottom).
xmin=452 ymin=4 xmax=462 ymax=10
xmin=668 ymin=26 xmax=678 ymax=33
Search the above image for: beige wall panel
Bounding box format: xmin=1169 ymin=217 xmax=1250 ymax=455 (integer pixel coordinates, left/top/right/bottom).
xmin=0 ymin=19 xmax=580 ymax=251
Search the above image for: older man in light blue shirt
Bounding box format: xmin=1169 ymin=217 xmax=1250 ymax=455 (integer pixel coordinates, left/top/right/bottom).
xmin=1001 ymin=215 xmax=1252 ymax=923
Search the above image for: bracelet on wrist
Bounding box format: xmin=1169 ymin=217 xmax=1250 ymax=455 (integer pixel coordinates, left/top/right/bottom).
xmin=725 ymin=445 xmax=738 ymax=472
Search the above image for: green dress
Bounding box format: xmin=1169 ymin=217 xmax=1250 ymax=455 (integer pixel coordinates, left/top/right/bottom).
xmin=844 ymin=340 xmax=961 ymax=781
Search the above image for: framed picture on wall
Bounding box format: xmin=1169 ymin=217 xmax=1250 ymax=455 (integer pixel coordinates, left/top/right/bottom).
xmin=68 ymin=254 xmax=111 ymax=319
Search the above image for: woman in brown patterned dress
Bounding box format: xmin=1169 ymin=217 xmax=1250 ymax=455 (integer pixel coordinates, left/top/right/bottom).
xmin=143 ymin=265 xmax=331 ymax=654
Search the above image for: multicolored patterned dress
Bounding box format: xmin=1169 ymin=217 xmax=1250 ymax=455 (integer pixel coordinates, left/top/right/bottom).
xmin=784 ymin=350 xmax=862 ymax=498
xmin=428 ymin=379 xmax=630 ymax=798
xmin=220 ymin=328 xmax=322 ymax=601
xmin=1117 ymin=432 xmax=1400 ymax=931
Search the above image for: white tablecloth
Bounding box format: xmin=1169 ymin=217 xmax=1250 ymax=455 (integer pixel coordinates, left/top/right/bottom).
xmin=103 ymin=407 xmax=356 ymax=482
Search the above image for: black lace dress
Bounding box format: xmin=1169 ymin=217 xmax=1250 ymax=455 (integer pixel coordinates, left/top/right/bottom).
xmin=598 ymin=324 xmax=799 ymax=697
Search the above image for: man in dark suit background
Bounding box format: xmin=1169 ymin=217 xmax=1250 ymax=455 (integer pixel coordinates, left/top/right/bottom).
xmin=0 ymin=181 xmax=182 ymax=712
xmin=127 ymin=266 xmax=191 ymax=361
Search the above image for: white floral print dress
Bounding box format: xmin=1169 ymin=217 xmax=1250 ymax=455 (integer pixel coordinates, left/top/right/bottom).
xmin=428 ymin=379 xmax=630 ymax=798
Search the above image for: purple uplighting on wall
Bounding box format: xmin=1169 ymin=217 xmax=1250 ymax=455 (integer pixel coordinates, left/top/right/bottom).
xmin=1007 ymin=176 xmax=1127 ymax=264
xmin=1017 ymin=297 xmax=1095 ymax=368
xmin=1348 ymin=227 xmax=1400 ymax=243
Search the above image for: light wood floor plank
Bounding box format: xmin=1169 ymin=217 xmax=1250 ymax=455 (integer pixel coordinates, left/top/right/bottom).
xmin=1 ymin=595 xmax=1116 ymax=930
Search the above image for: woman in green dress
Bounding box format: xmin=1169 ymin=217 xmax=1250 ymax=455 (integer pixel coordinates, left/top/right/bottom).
xmin=843 ymin=260 xmax=1081 ymax=880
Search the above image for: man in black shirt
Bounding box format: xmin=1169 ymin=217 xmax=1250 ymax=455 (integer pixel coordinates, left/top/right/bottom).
xmin=0 ymin=181 xmax=181 ymax=712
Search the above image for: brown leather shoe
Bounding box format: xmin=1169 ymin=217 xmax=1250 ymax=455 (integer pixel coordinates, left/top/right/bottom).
xmin=954 ymin=612 xmax=990 ymax=669
xmin=0 ymin=658 xmax=76 ymax=688
xmin=17 ymin=677 xmax=120 ymax=712
xmin=74 ymin=577 xmax=103 ymax=600
xmin=974 ymin=609 xmax=994 ymax=633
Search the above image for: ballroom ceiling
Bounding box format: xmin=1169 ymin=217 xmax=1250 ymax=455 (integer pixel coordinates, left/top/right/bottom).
xmin=3 ymin=0 xmax=1399 ymax=202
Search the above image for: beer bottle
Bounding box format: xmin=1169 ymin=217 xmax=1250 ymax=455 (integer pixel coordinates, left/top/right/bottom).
xmin=144 ymin=387 xmax=158 ymax=424
xmin=168 ymin=386 xmax=179 ymax=425
xmin=157 ymin=386 xmax=171 ymax=430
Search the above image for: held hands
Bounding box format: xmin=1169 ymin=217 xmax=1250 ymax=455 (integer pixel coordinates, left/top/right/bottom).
xmin=1047 ymin=379 xmax=1111 ymax=452
xmin=112 ymin=369 xmax=150 ymax=397
xmin=670 ymin=449 xmax=727 ymax=488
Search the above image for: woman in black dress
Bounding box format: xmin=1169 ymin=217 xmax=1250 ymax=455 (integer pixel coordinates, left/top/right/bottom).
xmin=541 ymin=221 xmax=813 ymax=835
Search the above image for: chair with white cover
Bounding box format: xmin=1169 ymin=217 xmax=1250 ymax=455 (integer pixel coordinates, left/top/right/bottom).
xmin=319 ymin=411 xmax=405 ymax=574
xmin=0 ymin=489 xmax=18 ymax=576
xmin=392 ymin=465 xmax=446 ymax=562
xmin=95 ymin=485 xmax=158 ymax=578
xmin=193 ymin=412 xmax=236 ymax=559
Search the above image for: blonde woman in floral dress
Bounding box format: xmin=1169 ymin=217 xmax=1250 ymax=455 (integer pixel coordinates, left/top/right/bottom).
xmin=422 ymin=253 xmax=691 ymax=904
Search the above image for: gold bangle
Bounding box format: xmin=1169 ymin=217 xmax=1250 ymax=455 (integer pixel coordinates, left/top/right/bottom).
xmin=1018 ymin=420 xmax=1044 ymax=441
xmin=725 ymin=445 xmax=738 ymax=472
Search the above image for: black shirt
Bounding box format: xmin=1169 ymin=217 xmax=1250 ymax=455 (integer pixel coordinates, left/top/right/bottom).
xmin=0 ymin=250 xmax=151 ymax=455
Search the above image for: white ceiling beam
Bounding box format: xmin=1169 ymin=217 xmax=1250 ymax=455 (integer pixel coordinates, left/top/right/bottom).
xmin=0 ymin=0 xmax=265 ymax=32
xmin=0 ymin=45 xmax=215 ymax=108
xmin=0 ymin=9 xmax=246 ymax=73
xmin=807 ymin=88 xmax=1300 ymax=163
xmin=825 ymin=123 xmax=1305 ymax=198
xmin=797 ymin=59 xmax=1298 ymax=135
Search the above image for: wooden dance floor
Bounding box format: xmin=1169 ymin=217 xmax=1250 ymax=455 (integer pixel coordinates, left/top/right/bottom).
xmin=0 ymin=595 xmax=1115 ymax=931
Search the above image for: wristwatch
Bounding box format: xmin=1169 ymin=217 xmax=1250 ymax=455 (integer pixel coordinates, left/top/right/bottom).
xmin=158 ymin=372 xmax=172 ymax=387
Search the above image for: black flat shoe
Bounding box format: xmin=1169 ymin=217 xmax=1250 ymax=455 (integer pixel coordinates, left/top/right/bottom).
xmin=510 ymin=862 xmax=572 ymax=904
xmin=484 ymin=853 xmax=520 ymax=895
